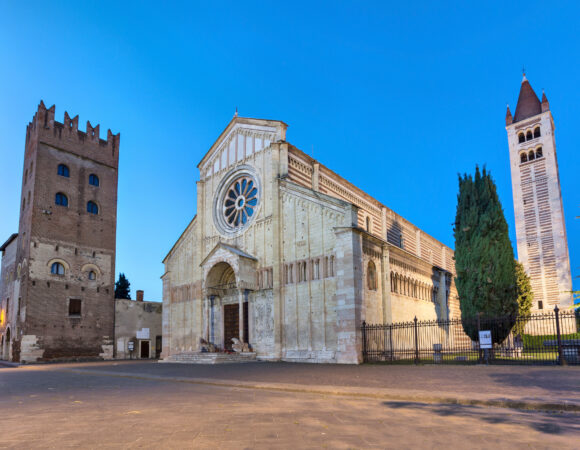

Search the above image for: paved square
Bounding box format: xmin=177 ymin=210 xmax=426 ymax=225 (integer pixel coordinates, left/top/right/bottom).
xmin=0 ymin=362 xmax=578 ymax=448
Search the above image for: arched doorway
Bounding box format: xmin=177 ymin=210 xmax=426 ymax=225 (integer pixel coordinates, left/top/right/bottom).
xmin=3 ymin=328 xmax=11 ymax=361
xmin=205 ymin=262 xmax=248 ymax=351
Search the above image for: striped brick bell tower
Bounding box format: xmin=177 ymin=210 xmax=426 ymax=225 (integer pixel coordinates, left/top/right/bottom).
xmin=505 ymin=74 xmax=573 ymax=311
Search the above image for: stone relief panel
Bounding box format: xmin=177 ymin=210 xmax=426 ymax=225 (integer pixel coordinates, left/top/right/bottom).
xmin=252 ymin=290 xmax=274 ymax=355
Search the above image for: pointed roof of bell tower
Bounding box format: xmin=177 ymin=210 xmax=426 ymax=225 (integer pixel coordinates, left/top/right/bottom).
xmin=513 ymin=73 xmax=542 ymax=122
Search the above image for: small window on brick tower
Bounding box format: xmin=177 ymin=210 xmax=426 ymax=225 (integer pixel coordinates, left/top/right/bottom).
xmin=88 ymin=271 xmax=96 ymax=280
xmin=51 ymin=262 xmax=65 ymax=275
xmin=536 ymin=147 xmax=543 ymax=158
xmin=57 ymin=164 xmax=70 ymax=178
xmin=528 ymin=150 xmax=535 ymax=161
xmin=538 ymin=300 xmax=543 ymax=310
xmin=55 ymin=192 xmax=68 ymax=207
xmin=526 ymin=130 xmax=533 ymax=141
xmin=534 ymin=127 xmax=541 ymax=138
xmin=89 ymin=174 xmax=99 ymax=187
xmin=87 ymin=201 xmax=99 ymax=215
xmin=518 ymin=133 xmax=525 ymax=143
xmin=520 ymin=153 xmax=527 ymax=164
xmin=69 ymin=299 xmax=81 ymax=317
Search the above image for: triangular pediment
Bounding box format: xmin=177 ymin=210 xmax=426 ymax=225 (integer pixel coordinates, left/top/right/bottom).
xmin=200 ymin=242 xmax=258 ymax=268
xmin=197 ymin=116 xmax=287 ymax=177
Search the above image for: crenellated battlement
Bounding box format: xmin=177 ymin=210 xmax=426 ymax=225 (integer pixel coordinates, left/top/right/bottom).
xmin=26 ymin=100 xmax=120 ymax=168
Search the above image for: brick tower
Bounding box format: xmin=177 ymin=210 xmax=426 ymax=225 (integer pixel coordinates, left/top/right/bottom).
xmin=10 ymin=101 xmax=120 ymax=362
xmin=505 ymin=75 xmax=572 ymax=311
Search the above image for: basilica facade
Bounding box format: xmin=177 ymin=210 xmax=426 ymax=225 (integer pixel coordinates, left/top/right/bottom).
xmin=162 ymin=116 xmax=458 ymax=364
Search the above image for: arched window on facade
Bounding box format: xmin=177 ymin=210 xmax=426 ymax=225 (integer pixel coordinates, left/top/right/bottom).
xmin=314 ymin=259 xmax=320 ymax=280
xmin=366 ymin=216 xmax=371 ymax=232
xmin=533 ymin=127 xmax=541 ymax=138
xmin=518 ymin=133 xmax=525 ymax=144
xmin=536 ymin=147 xmax=543 ymax=158
xmin=528 ymin=150 xmax=535 ymax=161
xmin=55 ymin=192 xmax=68 ymax=207
xmin=526 ymin=130 xmax=533 ymax=141
xmin=520 ymin=153 xmax=528 ymax=163
xmin=57 ymin=164 xmax=70 ymax=177
xmin=88 ymin=270 xmax=96 ymax=280
xmin=329 ymin=256 xmax=335 ymax=277
xmin=367 ymin=261 xmax=377 ymax=290
xmin=89 ymin=174 xmax=99 ymax=187
xmin=87 ymin=201 xmax=99 ymax=215
xmin=50 ymin=262 xmax=65 ymax=275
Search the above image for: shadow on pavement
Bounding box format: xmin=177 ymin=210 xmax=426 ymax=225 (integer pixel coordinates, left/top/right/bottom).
xmin=381 ymin=401 xmax=576 ymax=436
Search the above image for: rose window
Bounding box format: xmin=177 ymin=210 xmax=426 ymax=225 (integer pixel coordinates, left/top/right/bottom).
xmin=223 ymin=176 xmax=258 ymax=228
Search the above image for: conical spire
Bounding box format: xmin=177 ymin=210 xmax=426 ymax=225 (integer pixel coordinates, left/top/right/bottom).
xmin=541 ymin=90 xmax=550 ymax=112
xmin=505 ymin=104 xmax=513 ymax=125
xmin=513 ymin=75 xmax=542 ymax=122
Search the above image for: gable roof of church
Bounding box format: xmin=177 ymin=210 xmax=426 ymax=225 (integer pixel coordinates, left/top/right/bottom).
xmin=513 ymin=75 xmax=542 ymax=123
xmin=196 ymin=115 xmax=288 ymax=169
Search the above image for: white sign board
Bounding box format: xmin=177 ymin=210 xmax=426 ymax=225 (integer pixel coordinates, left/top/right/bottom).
xmin=479 ymin=330 xmax=492 ymax=349
xmin=136 ymin=328 xmax=150 ymax=339
xmin=127 ymin=341 xmax=134 ymax=351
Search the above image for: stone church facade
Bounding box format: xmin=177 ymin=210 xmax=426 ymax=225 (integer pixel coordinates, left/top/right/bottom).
xmin=506 ymin=76 xmax=573 ymax=311
xmin=162 ymin=116 xmax=458 ymax=364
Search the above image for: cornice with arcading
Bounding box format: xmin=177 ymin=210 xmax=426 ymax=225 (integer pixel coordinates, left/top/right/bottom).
xmin=318 ymin=174 xmax=380 ymax=213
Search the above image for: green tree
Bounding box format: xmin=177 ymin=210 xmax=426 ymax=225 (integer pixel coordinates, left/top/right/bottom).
xmin=454 ymin=166 xmax=518 ymax=343
xmin=512 ymin=261 xmax=533 ymax=336
xmin=115 ymin=273 xmax=131 ymax=299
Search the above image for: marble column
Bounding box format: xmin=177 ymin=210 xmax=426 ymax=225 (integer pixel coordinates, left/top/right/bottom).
xmin=238 ymin=289 xmax=245 ymax=343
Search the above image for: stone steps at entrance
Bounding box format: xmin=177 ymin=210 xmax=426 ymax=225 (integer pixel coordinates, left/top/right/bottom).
xmin=160 ymin=352 xmax=257 ymax=364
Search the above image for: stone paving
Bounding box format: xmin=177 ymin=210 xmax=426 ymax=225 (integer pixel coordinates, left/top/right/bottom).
xmin=35 ymin=360 xmax=580 ymax=410
xmin=0 ymin=362 xmax=578 ymax=448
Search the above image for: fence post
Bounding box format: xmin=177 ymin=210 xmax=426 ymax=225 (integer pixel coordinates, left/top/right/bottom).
xmin=414 ymin=316 xmax=419 ymax=365
xmin=477 ymin=312 xmax=482 ymax=363
xmin=554 ymin=306 xmax=565 ymax=366
xmin=362 ymin=321 xmax=367 ymax=362
xmin=389 ymin=325 xmax=393 ymax=362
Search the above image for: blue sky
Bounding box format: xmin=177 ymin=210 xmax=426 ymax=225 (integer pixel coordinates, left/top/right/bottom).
xmin=1 ymin=1 xmax=578 ymax=302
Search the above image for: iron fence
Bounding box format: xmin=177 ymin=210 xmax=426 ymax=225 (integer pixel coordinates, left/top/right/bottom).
xmin=362 ymin=306 xmax=579 ymax=365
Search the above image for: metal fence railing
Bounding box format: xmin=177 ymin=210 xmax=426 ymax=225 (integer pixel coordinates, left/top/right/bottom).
xmin=362 ymin=307 xmax=579 ymax=365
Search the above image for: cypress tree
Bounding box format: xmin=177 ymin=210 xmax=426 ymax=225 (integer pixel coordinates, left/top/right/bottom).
xmin=115 ymin=273 xmax=131 ymax=299
xmin=513 ymin=261 xmax=534 ymax=336
xmin=454 ymin=167 xmax=518 ymax=343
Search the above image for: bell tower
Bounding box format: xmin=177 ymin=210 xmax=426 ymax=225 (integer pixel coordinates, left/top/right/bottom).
xmin=505 ymin=75 xmax=572 ymax=311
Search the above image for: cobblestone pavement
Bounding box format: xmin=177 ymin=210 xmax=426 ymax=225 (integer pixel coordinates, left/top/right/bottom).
xmin=1 ymin=363 xmax=579 ymax=448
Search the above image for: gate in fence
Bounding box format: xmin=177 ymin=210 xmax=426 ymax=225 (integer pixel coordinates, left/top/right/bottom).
xmin=361 ymin=306 xmax=579 ymax=365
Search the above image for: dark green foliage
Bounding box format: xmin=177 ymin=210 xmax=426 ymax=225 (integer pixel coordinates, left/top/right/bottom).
xmin=115 ymin=273 xmax=131 ymax=299
xmin=454 ymin=166 xmax=518 ymax=343
xmin=513 ymin=261 xmax=534 ymax=336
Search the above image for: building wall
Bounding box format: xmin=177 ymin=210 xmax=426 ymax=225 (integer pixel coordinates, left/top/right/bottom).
xmin=1 ymin=238 xmax=19 ymax=361
xmin=115 ymin=299 xmax=163 ymax=359
xmin=162 ymin=116 xmax=458 ymax=364
xmin=6 ymin=102 xmax=119 ymax=362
